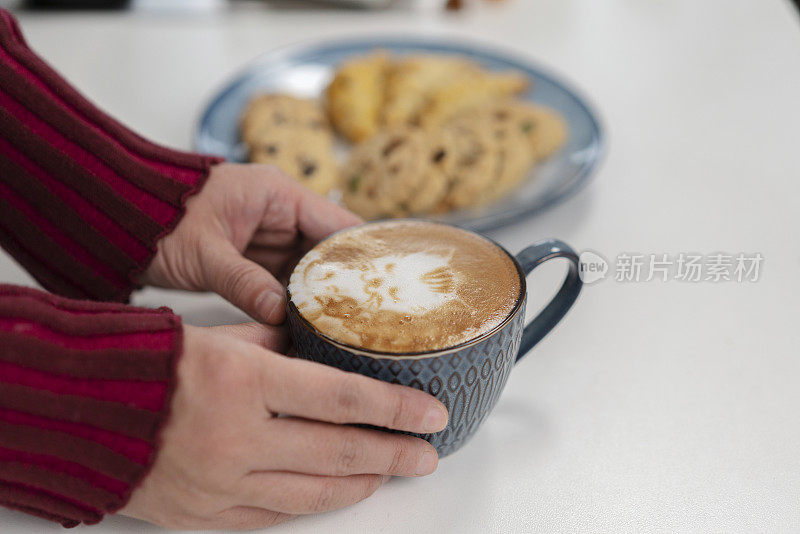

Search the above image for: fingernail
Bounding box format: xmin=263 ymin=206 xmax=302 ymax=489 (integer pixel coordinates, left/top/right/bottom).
xmin=382 ymin=475 xmax=392 ymax=484
xmin=422 ymin=406 xmax=448 ymax=433
xmin=414 ymin=450 xmax=438 ymax=476
xmin=257 ymin=292 xmax=284 ymax=323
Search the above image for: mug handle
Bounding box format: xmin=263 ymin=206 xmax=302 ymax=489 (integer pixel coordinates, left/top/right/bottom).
xmin=515 ymin=239 xmax=583 ymax=363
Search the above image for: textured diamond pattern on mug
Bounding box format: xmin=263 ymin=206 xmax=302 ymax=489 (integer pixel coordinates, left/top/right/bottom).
xmin=288 ymin=302 xmax=526 ymax=457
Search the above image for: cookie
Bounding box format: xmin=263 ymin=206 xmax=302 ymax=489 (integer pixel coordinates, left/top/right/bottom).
xmin=342 ymin=127 xmax=449 ymax=218
xmin=487 ymin=123 xmax=536 ymax=200
xmin=473 ymin=100 xmax=568 ymax=160
xmin=383 ymin=55 xmax=480 ymax=127
xmin=325 ymin=52 xmax=389 ymax=142
xmin=340 ymin=155 xmax=385 ymax=219
xmin=418 ymin=71 xmax=530 ymax=129
xmin=435 ymin=116 xmax=501 ymax=210
xmin=240 ymin=94 xmax=329 ymax=146
xmin=249 ymin=130 xmax=338 ymax=195
xmin=520 ymin=104 xmax=568 ymax=160
xmin=402 ymin=132 xmax=451 ymax=215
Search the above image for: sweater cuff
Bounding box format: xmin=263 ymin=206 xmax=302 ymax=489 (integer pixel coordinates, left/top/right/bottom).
xmin=0 ymin=284 xmax=182 ymax=527
xmin=0 ymin=9 xmax=223 ymax=303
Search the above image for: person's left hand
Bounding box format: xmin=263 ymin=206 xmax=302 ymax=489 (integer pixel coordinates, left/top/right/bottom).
xmin=140 ymin=163 xmax=361 ymax=324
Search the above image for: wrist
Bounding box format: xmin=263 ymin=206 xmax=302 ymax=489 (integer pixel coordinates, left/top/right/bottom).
xmin=0 ymin=8 xmax=221 ymax=302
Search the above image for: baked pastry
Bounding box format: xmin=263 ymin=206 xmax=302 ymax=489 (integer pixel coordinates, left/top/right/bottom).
xmin=240 ymin=94 xmax=329 ymax=146
xmin=325 ymin=52 xmax=389 ymax=142
xmin=470 ymin=100 xmax=568 ymax=160
xmin=240 ymin=93 xmax=338 ymax=194
xmin=486 ymin=121 xmax=536 ymax=200
xmin=342 ymin=126 xmax=450 ymax=218
xmin=249 ymin=129 xmax=338 ymax=195
xmin=518 ymin=104 xmax=568 ymax=160
xmin=418 ymin=71 xmax=529 ymax=129
xmin=242 ymin=53 xmax=567 ymax=212
xmin=436 ymin=116 xmax=501 ymax=210
xmin=403 ymin=131 xmax=451 ymax=215
xmin=383 ymin=55 xmax=479 ymax=127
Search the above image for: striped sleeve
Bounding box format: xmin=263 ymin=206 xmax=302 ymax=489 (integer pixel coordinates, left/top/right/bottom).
xmin=0 ymin=284 xmax=182 ymax=527
xmin=0 ymin=9 xmax=222 ymax=302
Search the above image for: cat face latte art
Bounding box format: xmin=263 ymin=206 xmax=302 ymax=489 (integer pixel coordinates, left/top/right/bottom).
xmin=287 ymin=221 xmax=521 ymax=353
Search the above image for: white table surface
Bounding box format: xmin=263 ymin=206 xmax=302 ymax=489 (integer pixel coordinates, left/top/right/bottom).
xmin=2 ymin=0 xmax=800 ymax=532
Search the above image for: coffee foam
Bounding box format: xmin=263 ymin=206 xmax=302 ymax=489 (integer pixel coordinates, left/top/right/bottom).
xmin=288 ymin=221 xmax=520 ymax=353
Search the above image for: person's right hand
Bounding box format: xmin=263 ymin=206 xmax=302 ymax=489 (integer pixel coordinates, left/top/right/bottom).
xmin=118 ymin=324 xmax=449 ymax=530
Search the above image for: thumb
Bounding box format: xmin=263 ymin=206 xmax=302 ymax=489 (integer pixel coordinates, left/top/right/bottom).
xmin=201 ymin=242 xmax=286 ymax=324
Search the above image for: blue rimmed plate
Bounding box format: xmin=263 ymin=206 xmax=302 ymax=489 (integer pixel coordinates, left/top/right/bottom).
xmin=195 ymin=37 xmax=605 ymax=232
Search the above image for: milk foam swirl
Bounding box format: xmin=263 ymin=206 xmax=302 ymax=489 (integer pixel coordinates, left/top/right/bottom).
xmin=292 ymin=251 xmax=458 ymax=317
xmin=288 ymin=221 xmax=521 ymax=353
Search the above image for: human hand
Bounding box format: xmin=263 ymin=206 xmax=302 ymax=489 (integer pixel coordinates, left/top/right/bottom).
xmin=140 ymin=163 xmax=362 ymax=324
xmin=119 ymin=324 xmax=448 ymax=530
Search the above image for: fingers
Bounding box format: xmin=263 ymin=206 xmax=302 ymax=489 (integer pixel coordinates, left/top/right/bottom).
xmin=249 ymin=228 xmax=300 ymax=248
xmin=243 ymin=245 xmax=302 ymax=281
xmin=278 ymin=174 xmax=362 ymax=242
xmin=262 ymin=355 xmax=449 ymax=434
xmin=207 ymin=322 xmax=289 ymax=353
xmin=200 ymin=241 xmax=286 ymax=324
xmin=241 ymin=472 xmax=387 ymax=515
xmin=252 ymin=418 xmax=438 ymax=477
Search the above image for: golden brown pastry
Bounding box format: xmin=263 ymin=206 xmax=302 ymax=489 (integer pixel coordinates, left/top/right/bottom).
xmin=382 ymin=55 xmax=479 ymax=127
xmin=342 ymin=126 xmax=450 ymax=218
xmin=470 ymin=100 xmax=568 ymax=160
xmin=436 ymin=115 xmax=501 ymax=210
xmin=249 ymin=129 xmax=338 ymax=195
xmin=418 ymin=71 xmax=529 ymax=129
xmin=240 ymin=94 xmax=329 ymax=146
xmin=486 ymin=121 xmax=536 ymax=201
xmin=324 ymin=52 xmax=389 ymax=142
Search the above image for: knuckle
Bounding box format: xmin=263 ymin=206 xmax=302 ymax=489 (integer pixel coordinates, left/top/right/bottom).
xmin=332 ymin=375 xmax=364 ymax=422
xmin=311 ymin=478 xmax=339 ymax=512
xmin=388 ymin=389 xmax=410 ymax=430
xmin=334 ymin=432 xmax=364 ymax=475
xmin=386 ymin=441 xmax=408 ymax=475
xmin=221 ymin=261 xmax=259 ymax=301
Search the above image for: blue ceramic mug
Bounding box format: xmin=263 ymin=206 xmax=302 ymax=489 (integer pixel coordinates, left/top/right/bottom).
xmin=287 ymin=225 xmax=582 ymax=457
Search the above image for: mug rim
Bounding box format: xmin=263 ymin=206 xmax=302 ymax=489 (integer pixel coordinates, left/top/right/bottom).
xmin=285 ymin=219 xmax=527 ymax=360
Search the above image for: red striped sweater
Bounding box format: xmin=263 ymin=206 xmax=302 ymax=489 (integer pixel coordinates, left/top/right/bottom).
xmin=0 ymin=9 xmax=221 ymax=527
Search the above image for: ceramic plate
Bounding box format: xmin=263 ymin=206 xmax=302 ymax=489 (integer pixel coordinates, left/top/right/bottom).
xmin=195 ymin=37 xmax=605 ymax=232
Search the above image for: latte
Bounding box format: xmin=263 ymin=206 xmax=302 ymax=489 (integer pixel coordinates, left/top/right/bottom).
xmin=288 ymin=220 xmax=521 ymax=353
